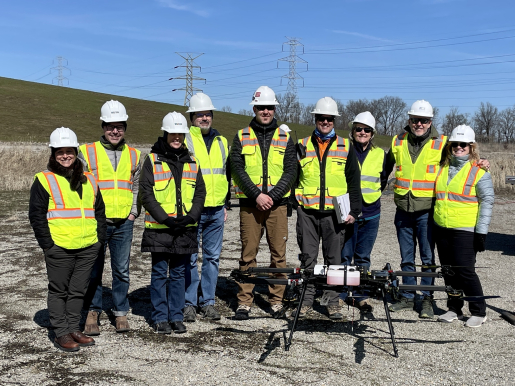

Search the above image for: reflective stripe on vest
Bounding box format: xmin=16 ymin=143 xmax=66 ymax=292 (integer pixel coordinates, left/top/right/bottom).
xmin=359 ymin=146 xmax=385 ymax=204
xmin=296 ymin=136 xmax=349 ymax=210
xmin=79 ymin=142 xmax=140 ymax=219
xmin=391 ymin=133 xmax=447 ymax=198
xmin=233 ymin=127 xmax=290 ymax=198
xmin=185 ymin=127 xmax=228 ymax=207
xmin=144 ymin=153 xmax=198 ymax=229
xmin=434 ymin=162 xmax=485 ymax=230
xmin=35 ymin=171 xmax=98 ymax=249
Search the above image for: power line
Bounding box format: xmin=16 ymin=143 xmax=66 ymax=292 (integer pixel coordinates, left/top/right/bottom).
xmin=51 ymin=56 xmax=70 ymax=86
xmin=278 ymin=37 xmax=308 ymax=98
xmin=172 ymin=52 xmax=205 ymax=106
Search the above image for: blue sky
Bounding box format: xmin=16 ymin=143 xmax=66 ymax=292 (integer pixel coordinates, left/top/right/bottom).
xmin=2 ymin=0 xmax=515 ymax=118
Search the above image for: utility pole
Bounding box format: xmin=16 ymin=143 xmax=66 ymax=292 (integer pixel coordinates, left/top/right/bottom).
xmin=172 ymin=53 xmax=205 ymax=106
xmin=278 ymin=37 xmax=308 ymax=98
xmin=51 ymin=56 xmax=70 ymax=86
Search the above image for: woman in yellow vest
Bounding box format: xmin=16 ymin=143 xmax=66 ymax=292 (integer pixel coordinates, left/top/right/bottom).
xmin=29 ymin=127 xmax=106 ymax=352
xmin=434 ymin=125 xmax=494 ymax=328
xmin=139 ymin=112 xmax=206 ymax=334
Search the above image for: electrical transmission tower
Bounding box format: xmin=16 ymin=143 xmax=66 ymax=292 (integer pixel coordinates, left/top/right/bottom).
xmin=278 ymin=37 xmax=308 ymax=98
xmin=51 ymin=56 xmax=70 ymax=86
xmin=172 ymin=53 xmax=205 ymax=106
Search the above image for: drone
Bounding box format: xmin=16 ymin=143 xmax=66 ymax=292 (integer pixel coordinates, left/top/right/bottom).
xmin=230 ymin=263 xmax=499 ymax=357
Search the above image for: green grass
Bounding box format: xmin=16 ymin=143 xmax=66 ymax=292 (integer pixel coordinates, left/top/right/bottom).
xmin=0 ymin=76 xmax=392 ymax=147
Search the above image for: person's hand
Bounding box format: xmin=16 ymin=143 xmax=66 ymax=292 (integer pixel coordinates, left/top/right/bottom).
xmin=343 ymin=215 xmax=356 ymax=224
xmin=163 ymin=217 xmax=177 ymax=229
xmin=128 ymin=214 xmax=136 ymax=221
xmin=477 ymin=158 xmax=490 ymax=172
xmin=256 ymin=193 xmax=273 ymax=211
xmin=224 ymin=207 xmax=228 ymax=222
xmin=175 ymin=215 xmax=195 ymax=229
xmin=474 ymin=233 xmax=487 ymax=252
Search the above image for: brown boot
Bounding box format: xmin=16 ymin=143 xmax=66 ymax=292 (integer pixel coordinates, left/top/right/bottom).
xmin=70 ymin=331 xmax=95 ymax=347
xmin=54 ymin=334 xmax=80 ymax=352
xmin=115 ymin=315 xmax=130 ymax=333
xmin=84 ymin=311 xmax=100 ymax=336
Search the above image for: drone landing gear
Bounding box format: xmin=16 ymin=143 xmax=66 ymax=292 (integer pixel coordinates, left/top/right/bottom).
xmin=381 ymin=288 xmax=399 ymax=358
xmin=284 ymin=279 xmax=308 ymax=351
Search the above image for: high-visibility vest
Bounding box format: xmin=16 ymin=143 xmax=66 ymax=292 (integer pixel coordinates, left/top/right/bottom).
xmin=144 ymin=153 xmax=199 ymax=229
xmin=79 ymin=142 xmax=140 ymax=219
xmin=233 ymin=127 xmax=290 ymax=198
xmin=185 ymin=126 xmax=228 ymax=207
xmin=35 ymin=171 xmax=98 ymax=249
xmin=296 ymin=136 xmax=349 ymax=211
xmin=391 ymin=133 xmax=447 ymax=197
xmin=359 ymin=146 xmax=385 ymax=204
xmin=434 ymin=162 xmax=486 ymax=230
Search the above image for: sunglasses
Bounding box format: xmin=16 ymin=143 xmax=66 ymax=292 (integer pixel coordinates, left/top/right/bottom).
xmin=195 ymin=112 xmax=213 ymax=118
xmin=316 ymin=116 xmax=335 ymax=123
xmin=105 ymin=124 xmax=125 ymax=132
xmin=451 ymin=142 xmax=469 ymax=148
xmin=410 ymin=117 xmax=431 ymax=124
xmin=255 ymin=105 xmax=275 ymax=111
xmin=354 ymin=127 xmax=373 ymax=133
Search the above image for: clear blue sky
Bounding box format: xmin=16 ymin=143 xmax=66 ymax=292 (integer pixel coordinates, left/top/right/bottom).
xmin=2 ymin=0 xmax=515 ymax=118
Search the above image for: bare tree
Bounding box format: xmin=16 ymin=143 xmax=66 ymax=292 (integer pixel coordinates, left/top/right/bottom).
xmin=220 ymin=105 xmax=232 ymax=113
xmin=374 ymin=96 xmax=407 ymax=136
xmin=441 ymin=107 xmax=470 ymax=136
xmin=238 ymin=108 xmax=254 ymax=117
xmin=275 ymin=93 xmax=303 ymax=124
xmin=339 ymin=99 xmax=376 ymax=131
xmin=497 ymin=106 xmax=515 ymax=143
xmin=473 ymin=102 xmax=498 ymax=142
xmin=300 ymin=103 xmax=315 ymax=126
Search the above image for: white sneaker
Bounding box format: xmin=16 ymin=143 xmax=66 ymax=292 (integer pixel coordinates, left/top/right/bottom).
xmin=438 ymin=311 xmax=463 ymax=323
xmin=465 ymin=315 xmax=487 ymax=328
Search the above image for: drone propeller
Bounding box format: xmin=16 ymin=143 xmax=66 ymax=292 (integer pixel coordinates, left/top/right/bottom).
xmin=434 ymin=295 xmax=500 ymax=302
xmin=404 ymin=263 xmax=490 ymax=269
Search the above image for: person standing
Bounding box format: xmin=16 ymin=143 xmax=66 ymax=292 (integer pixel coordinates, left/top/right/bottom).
xmin=230 ymin=86 xmax=297 ymax=320
xmin=29 ymin=127 xmax=106 ymax=351
xmin=434 ymin=125 xmax=494 ymax=328
xmin=81 ymin=100 xmax=141 ymax=335
xmin=139 ymin=112 xmax=206 ymax=334
xmin=183 ymin=93 xmax=230 ymax=322
xmin=294 ymin=97 xmax=362 ymax=320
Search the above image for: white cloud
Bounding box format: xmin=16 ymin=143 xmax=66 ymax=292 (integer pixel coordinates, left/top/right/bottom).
xmin=331 ymin=30 xmax=396 ymax=43
xmin=156 ymin=0 xmax=209 ymax=17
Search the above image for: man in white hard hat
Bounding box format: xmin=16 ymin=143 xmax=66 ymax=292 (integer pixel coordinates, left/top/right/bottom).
xmin=81 ymin=100 xmax=141 ymax=335
xmin=230 ymin=86 xmax=297 ymax=320
xmin=183 ymin=93 xmax=230 ymax=322
xmin=293 ymin=97 xmax=362 ymax=320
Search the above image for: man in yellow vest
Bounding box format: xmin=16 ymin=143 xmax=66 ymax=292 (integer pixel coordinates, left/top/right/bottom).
xmin=183 ymin=93 xmax=230 ymax=322
xmin=230 ymin=86 xmax=297 ymax=320
xmin=80 ymin=100 xmax=141 ymax=335
xmin=294 ymin=97 xmax=362 ymax=320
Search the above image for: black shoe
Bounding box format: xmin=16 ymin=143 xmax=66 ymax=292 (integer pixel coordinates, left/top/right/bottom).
xmin=234 ymin=305 xmax=250 ymax=320
xmin=419 ymin=296 xmax=435 ymax=319
xmin=200 ymin=305 xmax=221 ymax=320
xmin=171 ymin=321 xmax=187 ymax=334
xmin=183 ymin=305 xmax=197 ymax=323
xmin=153 ymin=321 xmax=171 ymax=334
xmin=388 ymin=297 xmax=415 ymax=312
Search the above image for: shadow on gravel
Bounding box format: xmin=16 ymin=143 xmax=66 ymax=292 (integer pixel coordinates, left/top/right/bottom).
xmin=128 ymin=286 xmax=152 ymax=324
xmin=485 ymin=232 xmax=515 ymax=256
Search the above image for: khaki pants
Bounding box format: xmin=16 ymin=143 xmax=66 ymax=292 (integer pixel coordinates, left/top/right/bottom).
xmin=237 ymin=205 xmax=288 ymax=306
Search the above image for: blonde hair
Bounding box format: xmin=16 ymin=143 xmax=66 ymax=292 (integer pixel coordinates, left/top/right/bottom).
xmin=441 ymin=142 xmax=480 ymax=166
xmin=349 ymin=125 xmax=376 ymax=149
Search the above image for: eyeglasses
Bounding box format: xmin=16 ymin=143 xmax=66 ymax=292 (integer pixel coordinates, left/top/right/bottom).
xmin=105 ymin=124 xmax=125 ymax=132
xmin=255 ymin=105 xmax=275 ymax=111
xmin=409 ymin=117 xmax=431 ymax=125
xmin=316 ymin=116 xmax=335 ymax=123
xmin=354 ymin=127 xmax=373 ymax=133
xmin=195 ymin=112 xmax=213 ymax=118
xmin=451 ymin=142 xmax=469 ymax=148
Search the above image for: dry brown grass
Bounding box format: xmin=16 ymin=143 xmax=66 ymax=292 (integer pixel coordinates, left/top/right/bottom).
xmin=480 ymin=143 xmax=515 ymax=193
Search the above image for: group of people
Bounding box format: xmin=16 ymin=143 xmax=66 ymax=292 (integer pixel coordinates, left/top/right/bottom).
xmin=28 ymin=85 xmax=494 ymax=352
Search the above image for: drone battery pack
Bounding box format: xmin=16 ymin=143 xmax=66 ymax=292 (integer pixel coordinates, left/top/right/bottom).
xmin=327 ymin=265 xmax=360 ymax=286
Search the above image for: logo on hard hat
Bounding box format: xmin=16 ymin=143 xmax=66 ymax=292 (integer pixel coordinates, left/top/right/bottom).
xmin=255 ymin=92 xmax=261 ymax=97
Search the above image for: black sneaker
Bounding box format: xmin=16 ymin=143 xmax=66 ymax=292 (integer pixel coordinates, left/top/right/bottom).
xmin=154 ymin=321 xmax=171 ymax=334
xmin=234 ymin=305 xmax=250 ymax=320
xmin=200 ymin=305 xmax=221 ymax=320
xmin=419 ymin=296 xmax=434 ymax=319
xmin=170 ymin=321 xmax=187 ymax=334
xmin=183 ymin=305 xmax=197 ymax=323
xmin=388 ymin=297 xmax=415 ymax=312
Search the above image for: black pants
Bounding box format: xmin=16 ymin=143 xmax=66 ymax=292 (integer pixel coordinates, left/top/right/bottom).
xmin=45 ymin=243 xmax=99 ymax=337
xmin=434 ymin=226 xmax=486 ymax=317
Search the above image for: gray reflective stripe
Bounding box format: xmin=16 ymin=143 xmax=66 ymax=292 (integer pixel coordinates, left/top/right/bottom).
xmin=212 ymin=168 xmax=225 ymax=175
xmin=47 ymin=209 xmax=80 ymax=219
xmin=432 ymin=136 xmax=444 ymax=150
xmin=145 ymin=213 xmax=177 ymax=224
xmin=45 ymin=173 xmax=65 ymax=209
xmin=436 ymin=192 xmax=446 ymax=200
xmin=295 ymin=194 xmax=320 ymax=206
xmin=83 ymin=209 xmax=95 ymax=217
xmin=412 ymin=181 xmax=435 ymax=189
xmin=98 ymin=181 xmax=115 ymax=189
xmin=86 ymin=174 xmax=97 ymax=193
xmin=241 ymin=139 xmax=258 ymax=147
xmin=362 ymin=188 xmax=379 ymax=194
xmin=453 ymin=226 xmax=475 ymax=232
xmin=361 ymin=175 xmax=380 ymax=183
xmin=427 ymin=165 xmax=436 ymax=173
xmin=394 ymin=133 xmax=407 ymax=147
xmin=186 ymin=133 xmax=195 ymax=154
xmin=86 ymin=145 xmax=98 ymax=178
xmin=271 ymin=139 xmax=287 ymax=148
xmin=188 ymin=162 xmax=198 ymax=172
xmin=155 ymin=172 xmax=172 ymax=182
xmin=118 ymin=181 xmax=133 ymax=190
xmin=463 ymin=166 xmax=480 ymax=196
xmin=183 ymin=172 xmax=197 ymax=179
xmin=129 ymin=148 xmax=138 ymax=170
xmin=234 ymin=186 xmax=243 ymax=194
xmin=447 ymin=193 xmax=478 ymax=203
xmin=201 ymin=168 xmax=212 ymax=175
xmin=217 ymin=137 xmax=227 ymax=173
xmin=306 ymin=151 xmax=317 ymax=157
xmin=395 ymin=179 xmax=410 ymax=188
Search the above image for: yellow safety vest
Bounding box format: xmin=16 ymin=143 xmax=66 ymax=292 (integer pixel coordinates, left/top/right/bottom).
xmin=391 ymin=133 xmax=447 ymax=198
xmin=79 ymin=142 xmax=140 ymax=219
xmin=296 ymin=136 xmax=349 ymax=211
xmin=144 ymin=153 xmax=199 ymax=229
xmin=233 ymin=127 xmax=290 ymax=198
xmin=185 ymin=126 xmax=228 ymax=207
xmin=434 ymin=162 xmax=486 ymax=230
xmin=35 ymin=171 xmax=98 ymax=249
xmin=359 ymin=146 xmax=385 ymax=204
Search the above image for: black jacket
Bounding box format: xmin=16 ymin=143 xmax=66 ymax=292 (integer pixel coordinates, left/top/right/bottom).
xmin=139 ymin=137 xmax=206 ymax=254
xmin=230 ymin=117 xmax=297 ymax=207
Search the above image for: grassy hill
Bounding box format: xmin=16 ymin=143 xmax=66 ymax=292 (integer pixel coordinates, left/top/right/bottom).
xmin=0 ymin=76 xmax=392 ymax=148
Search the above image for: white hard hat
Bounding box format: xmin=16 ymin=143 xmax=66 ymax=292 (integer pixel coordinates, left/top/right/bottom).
xmin=311 ymin=97 xmax=340 ymax=116
xmin=49 ymin=127 xmax=79 ymax=148
xmin=449 ymin=125 xmax=476 ymax=143
xmin=250 ymin=86 xmax=279 ymax=106
xmin=408 ymin=100 xmax=433 ymax=118
xmin=100 ymin=100 xmax=129 ymax=123
xmin=348 ymin=111 xmax=376 ymax=131
xmin=161 ymin=112 xmax=189 ymax=134
xmin=186 ymin=93 xmax=216 ymax=113
xmin=279 ymin=124 xmax=291 ymax=132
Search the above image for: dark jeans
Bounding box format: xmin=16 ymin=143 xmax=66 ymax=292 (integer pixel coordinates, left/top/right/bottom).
xmin=45 ymin=243 xmax=99 ymax=337
xmin=434 ymin=225 xmax=486 ymax=317
xmin=150 ymin=252 xmax=190 ymax=324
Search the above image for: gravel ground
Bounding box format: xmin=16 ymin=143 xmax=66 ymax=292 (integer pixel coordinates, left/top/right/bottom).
xmin=1 ymin=191 xmax=515 ymax=385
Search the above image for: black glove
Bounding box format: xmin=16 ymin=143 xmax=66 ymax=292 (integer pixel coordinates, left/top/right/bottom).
xmin=163 ymin=217 xmax=178 ymax=229
xmin=474 ymin=233 xmax=487 ymax=253
xmin=174 ymin=215 xmax=195 ymax=229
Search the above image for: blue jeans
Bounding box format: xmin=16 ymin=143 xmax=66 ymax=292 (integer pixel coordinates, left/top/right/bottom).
xmin=86 ymin=219 xmax=133 ymax=316
xmin=394 ymin=209 xmax=435 ymax=298
xmin=150 ymin=253 xmax=190 ymax=323
xmin=185 ymin=206 xmax=224 ymax=308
